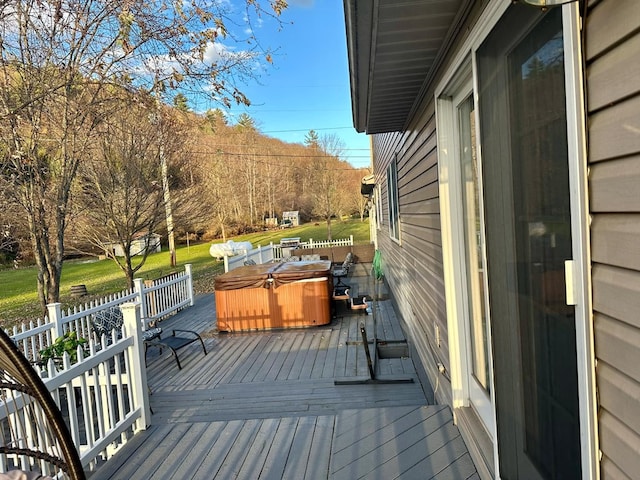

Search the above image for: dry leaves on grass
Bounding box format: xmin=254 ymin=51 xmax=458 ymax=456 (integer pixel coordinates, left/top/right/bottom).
xmin=192 ymin=274 xmax=218 ymax=295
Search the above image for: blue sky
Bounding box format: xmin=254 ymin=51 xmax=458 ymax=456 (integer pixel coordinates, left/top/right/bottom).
xmin=213 ymin=1 xmax=371 ymax=169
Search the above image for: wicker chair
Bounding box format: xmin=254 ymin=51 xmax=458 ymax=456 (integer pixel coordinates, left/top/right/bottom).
xmin=0 ymin=329 xmax=85 ymax=479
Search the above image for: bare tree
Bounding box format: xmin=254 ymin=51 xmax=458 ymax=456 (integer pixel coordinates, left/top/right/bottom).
xmin=0 ymin=0 xmax=286 ymax=311
xmin=308 ymin=133 xmax=346 ymax=240
xmin=75 ymin=99 xmax=186 ymax=288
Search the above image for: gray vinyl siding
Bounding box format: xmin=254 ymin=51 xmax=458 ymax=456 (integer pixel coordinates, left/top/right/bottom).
xmin=372 ymin=102 xmax=451 ymax=407
xmin=587 ymin=0 xmax=640 ymax=477
xmin=372 ymin=73 xmax=496 ymax=479
xmin=368 ymin=3 xmax=489 ymax=475
xmin=368 ymin=2 xmax=640 ymax=478
xmin=369 ymin=0 xmax=487 ymax=415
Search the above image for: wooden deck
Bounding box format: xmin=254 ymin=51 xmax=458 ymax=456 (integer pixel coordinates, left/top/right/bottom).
xmin=89 ymin=265 xmax=478 ymax=479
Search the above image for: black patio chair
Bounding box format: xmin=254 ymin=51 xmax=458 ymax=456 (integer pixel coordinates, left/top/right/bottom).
xmin=144 ymin=331 xmax=208 ymax=370
xmin=332 ymin=252 xmax=353 ymax=287
xmin=91 ymin=307 xmax=206 ymax=370
xmin=90 ymin=307 xmax=162 ymax=355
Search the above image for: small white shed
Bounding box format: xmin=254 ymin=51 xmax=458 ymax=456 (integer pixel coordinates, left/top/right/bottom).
xmin=104 ymin=233 xmax=162 ymax=257
xmin=282 ymin=211 xmax=300 ymax=227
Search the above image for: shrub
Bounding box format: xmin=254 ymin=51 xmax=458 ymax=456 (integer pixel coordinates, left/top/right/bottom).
xmin=39 ymin=331 xmax=89 ymax=365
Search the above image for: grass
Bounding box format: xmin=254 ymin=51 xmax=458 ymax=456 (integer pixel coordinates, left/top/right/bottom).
xmin=0 ymin=219 xmax=371 ymax=328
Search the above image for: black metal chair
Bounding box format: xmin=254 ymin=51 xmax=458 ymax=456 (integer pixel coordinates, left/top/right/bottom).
xmin=144 ymin=331 xmax=207 ymax=370
xmin=91 ymin=307 xmax=162 ymax=345
xmin=91 ymin=307 xmax=206 ymax=370
xmin=332 ymin=252 xmax=353 ymax=287
xmin=0 ymin=329 xmax=86 ymax=480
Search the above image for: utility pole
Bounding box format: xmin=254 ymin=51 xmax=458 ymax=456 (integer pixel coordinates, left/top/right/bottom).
xmin=153 ymin=77 xmax=177 ymax=267
xmin=161 ymin=143 xmax=177 ymax=267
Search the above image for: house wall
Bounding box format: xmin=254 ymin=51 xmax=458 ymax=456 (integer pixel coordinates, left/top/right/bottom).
xmin=369 ymin=2 xmax=640 ymax=478
xmin=370 ymin=0 xmax=485 ymax=427
xmin=373 ymin=78 xmax=502 ymax=480
xmin=369 ymin=2 xmax=491 ymax=475
xmin=372 ymin=80 xmax=451 ymax=406
xmin=586 ymin=0 xmax=640 ymax=477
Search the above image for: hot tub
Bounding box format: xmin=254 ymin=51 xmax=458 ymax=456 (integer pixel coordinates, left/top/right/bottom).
xmin=214 ymin=261 xmax=332 ymax=332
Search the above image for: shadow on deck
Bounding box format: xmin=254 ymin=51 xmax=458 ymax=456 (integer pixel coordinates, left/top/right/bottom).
xmin=89 ymin=264 xmax=478 ymax=479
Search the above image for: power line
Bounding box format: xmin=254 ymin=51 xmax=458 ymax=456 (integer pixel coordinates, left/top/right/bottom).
xmin=190 ymin=150 xmax=370 ymax=159
xmin=261 ymin=126 xmax=359 ymax=133
xmin=185 ymin=150 xmax=371 ymax=171
xmin=200 ymin=126 xmax=365 ymax=135
xmin=196 ymin=143 xmax=369 ymax=151
xmin=190 ymin=150 xmax=370 ymax=160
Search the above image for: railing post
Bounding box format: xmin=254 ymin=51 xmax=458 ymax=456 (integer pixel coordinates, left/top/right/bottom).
xmin=350 ymin=235 xmax=354 ymax=245
xmin=47 ymin=302 xmax=63 ymax=339
xmin=120 ymin=302 xmax=151 ymax=431
xmin=133 ymin=278 xmax=148 ymax=328
xmin=185 ymin=264 xmax=194 ymax=306
xmin=224 ymin=255 xmax=230 ymax=273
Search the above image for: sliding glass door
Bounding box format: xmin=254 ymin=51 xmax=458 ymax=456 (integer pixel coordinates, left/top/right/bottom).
xmin=477 ymin=6 xmax=581 ymax=479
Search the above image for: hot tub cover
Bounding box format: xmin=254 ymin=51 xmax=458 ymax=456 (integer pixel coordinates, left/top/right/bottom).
xmin=214 ymin=261 xmax=331 ymax=291
xmin=270 ymin=260 xmax=331 ymax=288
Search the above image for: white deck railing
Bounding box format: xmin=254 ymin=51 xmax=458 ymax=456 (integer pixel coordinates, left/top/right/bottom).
xmin=224 ymin=244 xmax=276 ymax=272
xmin=7 ymin=265 xmax=194 ymax=365
xmin=0 ymin=303 xmax=151 ymax=474
xmin=2 ymin=264 xmax=194 ymax=473
xmin=224 ymin=236 xmax=354 ymax=272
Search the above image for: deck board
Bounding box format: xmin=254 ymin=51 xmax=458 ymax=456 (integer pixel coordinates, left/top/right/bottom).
xmin=152 ymin=422 xmax=210 ymax=478
xmin=88 ymin=267 xmax=477 ymax=479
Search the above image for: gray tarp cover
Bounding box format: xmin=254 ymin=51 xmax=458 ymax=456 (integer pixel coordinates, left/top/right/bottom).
xmin=214 ymin=261 xmax=332 ymax=291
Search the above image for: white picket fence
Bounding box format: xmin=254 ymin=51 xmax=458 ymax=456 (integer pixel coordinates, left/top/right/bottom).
xmin=0 ymin=303 xmax=151 ymax=474
xmin=9 ymin=265 xmax=194 ymax=364
xmin=1 ymin=265 xmax=194 ymax=473
xmin=224 ymin=236 xmax=354 ymax=272
xmin=224 ymin=244 xmax=275 ymax=272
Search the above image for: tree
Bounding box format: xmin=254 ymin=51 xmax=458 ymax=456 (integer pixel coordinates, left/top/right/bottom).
xmin=309 ymin=133 xmax=346 ymax=240
xmin=75 ymin=99 xmax=185 ymax=289
xmin=173 ymin=93 xmax=190 ymax=112
xmin=203 ymin=152 xmax=237 ymax=241
xmin=203 ymin=109 xmax=228 ymax=133
xmin=236 ymin=113 xmax=258 ymax=131
xmin=304 ymin=130 xmax=320 ymax=148
xmin=0 ymin=0 xmax=287 ymax=312
xmin=235 ymin=114 xmax=261 ymax=225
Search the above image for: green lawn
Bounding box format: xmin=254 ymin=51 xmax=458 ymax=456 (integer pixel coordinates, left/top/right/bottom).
xmin=0 ymin=219 xmax=370 ymax=327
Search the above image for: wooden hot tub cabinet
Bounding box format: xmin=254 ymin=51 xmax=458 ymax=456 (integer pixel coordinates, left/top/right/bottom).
xmin=214 ymin=261 xmax=332 ymax=332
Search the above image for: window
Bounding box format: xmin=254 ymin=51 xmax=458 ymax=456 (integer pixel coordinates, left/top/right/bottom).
xmin=387 ymin=158 xmax=400 ymax=241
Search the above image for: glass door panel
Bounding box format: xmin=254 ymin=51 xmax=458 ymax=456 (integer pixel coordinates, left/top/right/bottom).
xmin=458 ymin=96 xmax=491 ymax=396
xmin=477 ymin=5 xmax=581 ymax=479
